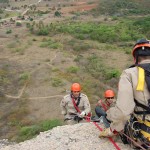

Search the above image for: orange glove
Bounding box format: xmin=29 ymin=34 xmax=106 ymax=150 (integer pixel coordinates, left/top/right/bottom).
xmin=99 ymin=127 xmax=117 ymax=137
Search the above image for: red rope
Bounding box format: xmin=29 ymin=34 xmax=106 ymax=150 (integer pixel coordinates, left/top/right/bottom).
xmin=71 ymin=99 xmax=121 ymax=150
xmin=93 ymin=122 xmax=121 ymax=150
xmin=84 ymin=119 xmax=120 ymax=150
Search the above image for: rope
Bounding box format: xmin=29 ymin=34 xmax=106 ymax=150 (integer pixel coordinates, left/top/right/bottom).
xmin=119 ymin=131 xmax=147 ymax=150
xmin=93 ymin=122 xmax=121 ymax=150
xmin=85 ymin=116 xmax=147 ymax=150
xmin=85 ymin=116 xmax=121 ymax=150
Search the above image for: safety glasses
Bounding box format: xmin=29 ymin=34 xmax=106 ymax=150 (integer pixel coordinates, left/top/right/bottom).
xmin=107 ymin=97 xmax=114 ymax=99
xmin=73 ymin=91 xmax=80 ymax=93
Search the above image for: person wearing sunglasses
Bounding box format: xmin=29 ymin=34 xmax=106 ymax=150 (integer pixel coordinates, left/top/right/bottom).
xmin=95 ymin=90 xmax=116 ymax=118
xmin=60 ymin=83 xmax=91 ymax=125
xmin=91 ymin=90 xmax=116 ymax=127
xmin=99 ymin=39 xmax=150 ymax=149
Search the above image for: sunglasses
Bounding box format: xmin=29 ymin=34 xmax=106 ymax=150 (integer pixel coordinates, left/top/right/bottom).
xmin=73 ymin=91 xmax=80 ymax=93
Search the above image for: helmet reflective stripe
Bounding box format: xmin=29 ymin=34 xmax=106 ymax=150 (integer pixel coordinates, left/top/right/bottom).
xmin=132 ymin=43 xmax=150 ymax=58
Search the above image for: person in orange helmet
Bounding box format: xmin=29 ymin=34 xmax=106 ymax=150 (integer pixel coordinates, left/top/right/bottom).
xmin=95 ymin=90 xmax=116 ymax=119
xmin=60 ymin=83 xmax=91 ymax=125
xmin=99 ymin=39 xmax=150 ymax=149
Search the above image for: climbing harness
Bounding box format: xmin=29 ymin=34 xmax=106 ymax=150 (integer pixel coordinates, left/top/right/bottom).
xmin=71 ymin=96 xmax=91 ymax=122
xmin=120 ymin=115 xmax=150 ymax=150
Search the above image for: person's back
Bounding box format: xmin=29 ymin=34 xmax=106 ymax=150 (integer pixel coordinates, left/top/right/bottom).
xmin=99 ymin=39 xmax=150 ymax=149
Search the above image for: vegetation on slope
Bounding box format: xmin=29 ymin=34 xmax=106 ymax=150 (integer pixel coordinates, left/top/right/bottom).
xmin=95 ymin=0 xmax=150 ymax=16
xmin=27 ymin=16 xmax=150 ymax=42
xmin=0 ymin=0 xmax=9 ymax=3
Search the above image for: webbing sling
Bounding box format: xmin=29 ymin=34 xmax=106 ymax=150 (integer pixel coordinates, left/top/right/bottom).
xmin=72 ymin=97 xmax=81 ymax=113
xmin=133 ymin=100 xmax=150 ymax=134
xmin=138 ymin=123 xmax=150 ymax=134
xmin=72 ymin=97 xmax=91 ymax=121
xmin=136 ymin=67 xmax=145 ymax=91
xmin=129 ymin=63 xmax=150 ymax=92
xmin=138 ymin=63 xmax=150 ymax=92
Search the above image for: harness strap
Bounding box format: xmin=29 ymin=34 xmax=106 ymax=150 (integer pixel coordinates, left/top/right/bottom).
xmin=138 ymin=123 xmax=150 ymax=134
xmin=136 ymin=67 xmax=145 ymax=91
xmin=138 ymin=63 xmax=150 ymax=93
xmin=130 ymin=63 xmax=150 ymax=92
xmin=134 ymin=110 xmax=150 ymax=115
xmin=134 ymin=99 xmax=150 ymax=112
xmin=72 ymin=97 xmax=91 ymax=121
xmin=72 ymin=97 xmax=81 ymax=113
xmin=98 ymin=100 xmax=108 ymax=111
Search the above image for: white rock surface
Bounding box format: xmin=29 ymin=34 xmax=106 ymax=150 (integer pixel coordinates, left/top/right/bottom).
xmin=0 ymin=123 xmax=132 ymax=150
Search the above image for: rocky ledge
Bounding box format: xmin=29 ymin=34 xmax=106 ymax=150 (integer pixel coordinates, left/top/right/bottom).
xmin=0 ymin=122 xmax=132 ymax=150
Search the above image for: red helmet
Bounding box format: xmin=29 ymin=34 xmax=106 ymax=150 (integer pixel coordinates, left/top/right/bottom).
xmin=104 ymin=90 xmax=115 ymax=98
xmin=132 ymin=39 xmax=150 ymax=63
xmin=71 ymin=83 xmax=81 ymax=92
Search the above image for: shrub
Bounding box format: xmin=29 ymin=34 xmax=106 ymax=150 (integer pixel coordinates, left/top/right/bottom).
xmin=67 ymin=66 xmax=79 ymax=73
xmin=105 ymin=69 xmax=120 ymax=80
xmin=40 ymin=39 xmax=62 ymax=49
xmin=73 ymin=43 xmax=91 ymax=52
xmin=19 ymin=72 xmax=30 ymax=81
xmin=51 ymin=77 xmax=63 ymax=87
xmin=54 ymin=21 xmax=145 ymax=43
xmin=18 ymin=119 xmax=62 ymax=142
xmin=0 ymin=9 xmax=3 ymax=14
xmin=16 ymin=22 xmax=22 ymax=26
xmin=26 ymin=23 xmax=31 ymax=28
xmin=86 ymin=55 xmax=120 ymax=80
xmin=29 ymin=18 xmax=33 ymax=21
xmin=6 ymin=29 xmax=12 ymax=34
xmin=37 ymin=27 xmax=49 ymax=35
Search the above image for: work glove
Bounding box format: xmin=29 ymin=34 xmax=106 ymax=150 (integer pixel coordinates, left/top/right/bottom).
xmin=99 ymin=127 xmax=116 ymax=138
xmin=79 ymin=111 xmax=86 ymax=118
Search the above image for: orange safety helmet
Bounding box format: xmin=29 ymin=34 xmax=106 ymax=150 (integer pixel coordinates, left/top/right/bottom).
xmin=104 ymin=90 xmax=115 ymax=98
xmin=132 ymin=39 xmax=150 ymax=64
xmin=71 ymin=83 xmax=81 ymax=92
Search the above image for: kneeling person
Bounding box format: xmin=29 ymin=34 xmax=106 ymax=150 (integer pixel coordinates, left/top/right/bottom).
xmin=95 ymin=90 xmax=116 ymax=118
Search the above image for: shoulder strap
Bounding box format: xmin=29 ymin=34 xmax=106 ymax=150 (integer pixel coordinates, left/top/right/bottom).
xmin=99 ymin=100 xmax=108 ymax=111
xmin=129 ymin=64 xmax=136 ymax=68
xmin=134 ymin=99 xmax=150 ymax=111
xmin=134 ymin=99 xmax=150 ymax=120
xmin=72 ymin=97 xmax=81 ymax=113
xmin=76 ymin=96 xmax=81 ymax=106
xmin=138 ymin=63 xmax=150 ymax=92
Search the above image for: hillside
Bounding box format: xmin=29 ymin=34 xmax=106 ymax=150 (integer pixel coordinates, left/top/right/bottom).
xmin=0 ymin=123 xmax=132 ymax=150
xmin=0 ymin=0 xmax=150 ymax=144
